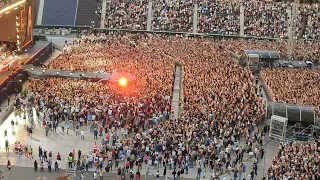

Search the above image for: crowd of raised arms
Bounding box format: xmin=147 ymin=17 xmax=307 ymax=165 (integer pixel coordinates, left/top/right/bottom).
xmin=268 ymin=141 xmax=320 ymax=180
xmin=19 ymin=34 xmax=264 ymax=180
xmin=94 ymin=0 xmax=320 ymax=39
xmin=7 ymin=33 xmax=311 ymax=179
xmin=48 ymin=33 xmax=320 ymax=113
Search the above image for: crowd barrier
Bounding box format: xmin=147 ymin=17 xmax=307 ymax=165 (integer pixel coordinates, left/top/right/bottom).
xmin=257 ymin=73 xmax=273 ymax=102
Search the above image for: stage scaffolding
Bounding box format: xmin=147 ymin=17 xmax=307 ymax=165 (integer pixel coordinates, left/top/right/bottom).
xmin=265 ymin=101 xmax=318 ymax=141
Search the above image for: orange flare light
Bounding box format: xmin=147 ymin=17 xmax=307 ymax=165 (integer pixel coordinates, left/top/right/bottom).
xmin=118 ymin=77 xmax=128 ymax=87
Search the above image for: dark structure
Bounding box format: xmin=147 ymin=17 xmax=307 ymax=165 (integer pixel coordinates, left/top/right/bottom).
xmin=243 ymin=49 xmax=281 ymax=68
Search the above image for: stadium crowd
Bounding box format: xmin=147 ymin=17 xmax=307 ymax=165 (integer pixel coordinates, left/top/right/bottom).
xmin=302 ymin=5 xmax=320 ymax=40
xmin=243 ymin=0 xmax=289 ymax=38
xmin=197 ymin=1 xmax=240 ymax=35
xmin=98 ymin=0 xmax=320 ymax=41
xmin=261 ymin=68 xmax=320 ymax=115
xmin=268 ymin=141 xmax=320 ymax=180
xmin=105 ymin=0 xmax=148 ymax=30
xmin=25 ymin=34 xmax=269 ymax=179
xmin=152 ymin=0 xmax=194 ymax=32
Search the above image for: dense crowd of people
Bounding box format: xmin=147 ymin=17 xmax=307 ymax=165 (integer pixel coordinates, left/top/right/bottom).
xmin=243 ymin=1 xmax=289 ymax=38
xmin=261 ymin=68 xmax=320 ymax=115
xmin=197 ymin=1 xmax=240 ymax=35
xmin=268 ymin=141 xmax=320 ymax=180
xmin=96 ymin=0 xmax=320 ymax=40
xmin=28 ymin=33 xmax=270 ymax=179
xmin=302 ymin=5 xmax=320 ymax=40
xmin=152 ymin=0 xmax=194 ymax=32
xmin=105 ymin=0 xmax=148 ymax=30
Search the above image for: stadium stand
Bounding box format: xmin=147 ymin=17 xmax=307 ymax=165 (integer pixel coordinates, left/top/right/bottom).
xmin=75 ymin=0 xmax=101 ymax=28
xmin=41 ymin=0 xmax=77 ymax=26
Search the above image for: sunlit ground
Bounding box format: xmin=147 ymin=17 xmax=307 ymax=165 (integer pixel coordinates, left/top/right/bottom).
xmin=0 ymin=110 xmax=31 ymax=151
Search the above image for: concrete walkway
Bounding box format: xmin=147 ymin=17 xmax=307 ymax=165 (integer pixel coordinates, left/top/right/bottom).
xmin=171 ymin=65 xmax=181 ymax=120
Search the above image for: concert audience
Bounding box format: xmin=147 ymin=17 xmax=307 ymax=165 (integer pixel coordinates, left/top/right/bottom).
xmin=244 ymin=0 xmax=290 ymax=38
xmin=29 ymin=29 xmax=320 ymax=180
xmin=34 ymin=34 xmax=266 ymax=178
xmin=142 ymin=36 xmax=264 ymax=123
xmin=198 ymin=1 xmax=240 ymax=35
xmin=302 ymin=6 xmax=320 ymax=40
xmin=268 ymin=141 xmax=320 ymax=180
xmin=27 ymin=75 xmax=265 ymax=179
xmin=105 ymin=0 xmax=148 ymax=30
xmin=97 ymin=0 xmax=320 ymax=41
xmin=261 ymin=68 xmax=320 ymax=115
xmin=152 ymin=0 xmax=194 ymax=32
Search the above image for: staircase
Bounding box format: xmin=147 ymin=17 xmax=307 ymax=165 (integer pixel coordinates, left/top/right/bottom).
xmin=42 ymin=0 xmax=78 ymax=26
xmin=36 ymin=0 xmax=45 ymax=25
xmin=75 ymin=0 xmax=101 ymax=28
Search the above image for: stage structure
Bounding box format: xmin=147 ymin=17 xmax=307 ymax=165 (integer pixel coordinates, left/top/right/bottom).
xmin=265 ymin=102 xmax=316 ymax=124
xmin=243 ymin=49 xmax=280 ymax=68
xmin=269 ymin=115 xmax=288 ymax=141
xmin=265 ymin=101 xmax=318 ymax=141
xmin=0 ymin=0 xmax=33 ymax=53
xmin=246 ymin=54 xmax=259 ymax=71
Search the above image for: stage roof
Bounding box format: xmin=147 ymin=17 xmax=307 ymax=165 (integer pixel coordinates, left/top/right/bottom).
xmin=243 ymin=49 xmax=280 ymax=59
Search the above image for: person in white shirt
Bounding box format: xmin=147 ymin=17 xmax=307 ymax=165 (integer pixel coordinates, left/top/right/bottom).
xmin=80 ymin=172 xmax=85 ymax=180
xmin=155 ymin=170 xmax=160 ymax=180
xmin=93 ymin=171 xmax=97 ymax=180
xmin=80 ymin=130 xmax=84 ymax=140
